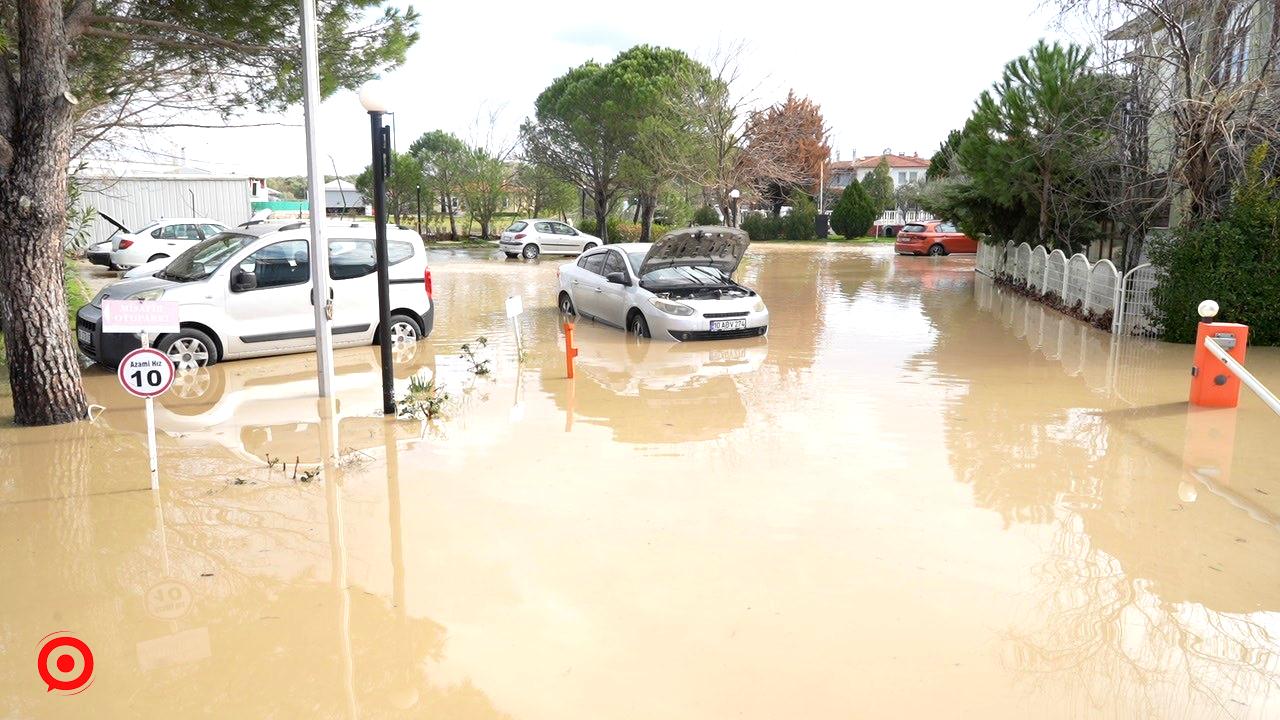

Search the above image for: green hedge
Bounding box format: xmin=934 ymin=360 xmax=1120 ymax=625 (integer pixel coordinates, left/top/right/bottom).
xmin=1149 ymin=148 xmax=1280 ymax=344
xmin=577 ymin=218 xmax=672 ymax=243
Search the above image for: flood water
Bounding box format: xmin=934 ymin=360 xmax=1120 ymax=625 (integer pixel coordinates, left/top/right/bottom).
xmin=3 ymin=244 xmax=1279 ymax=718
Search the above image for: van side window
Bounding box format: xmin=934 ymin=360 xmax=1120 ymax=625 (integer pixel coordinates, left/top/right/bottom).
xmin=238 ymin=240 xmax=310 ymax=290
xmin=329 ymin=239 xmax=415 ymax=280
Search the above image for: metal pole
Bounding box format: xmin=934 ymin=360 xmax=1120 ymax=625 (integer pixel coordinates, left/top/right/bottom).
xmin=300 ymin=0 xmax=336 ymax=400
xmin=370 ymin=111 xmax=395 ymax=415
xmin=416 ymin=184 xmax=422 ymax=236
xmin=141 ymin=331 xmax=159 ymax=491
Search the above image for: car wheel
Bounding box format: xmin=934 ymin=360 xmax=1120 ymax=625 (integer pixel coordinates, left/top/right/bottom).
xmin=628 ymin=311 xmax=650 ymax=339
xmin=522 ymin=244 xmax=540 ymax=260
xmin=147 ymin=253 xmax=169 ymax=263
xmin=582 ymin=242 xmax=598 ymax=252
xmin=927 ymin=243 xmax=947 ymax=256
xmin=558 ymin=291 xmax=576 ymax=316
xmin=504 ymin=252 xmax=518 ymax=259
xmin=157 ymin=328 xmax=217 ymax=370
xmin=383 ymin=313 xmax=421 ymax=346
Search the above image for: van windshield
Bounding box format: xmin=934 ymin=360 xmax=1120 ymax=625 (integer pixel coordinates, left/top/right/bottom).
xmin=158 ymin=233 xmax=256 ymax=282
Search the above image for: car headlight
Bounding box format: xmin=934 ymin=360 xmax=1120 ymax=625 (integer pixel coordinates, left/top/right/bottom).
xmin=752 ymin=299 xmax=766 ymax=313
xmin=128 ymin=288 xmax=165 ymax=301
xmin=649 ymin=298 xmax=695 ymax=316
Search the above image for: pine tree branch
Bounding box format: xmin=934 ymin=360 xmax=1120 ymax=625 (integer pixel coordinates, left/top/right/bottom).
xmin=79 ymin=15 xmax=275 ymax=55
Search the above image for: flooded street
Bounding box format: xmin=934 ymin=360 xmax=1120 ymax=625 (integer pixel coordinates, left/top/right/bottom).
xmin=3 ymin=244 xmax=1279 ymax=718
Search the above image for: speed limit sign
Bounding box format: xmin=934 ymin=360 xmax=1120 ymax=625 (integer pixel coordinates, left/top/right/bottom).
xmin=117 ymin=347 xmax=175 ymax=398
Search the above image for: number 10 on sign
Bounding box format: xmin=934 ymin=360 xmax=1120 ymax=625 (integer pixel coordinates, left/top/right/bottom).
xmin=117 ymin=340 xmax=175 ymax=490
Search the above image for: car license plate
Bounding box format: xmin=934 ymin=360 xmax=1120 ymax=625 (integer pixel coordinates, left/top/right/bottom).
xmin=710 ymin=319 xmax=746 ymax=332
xmin=77 ymin=328 xmax=91 ymax=344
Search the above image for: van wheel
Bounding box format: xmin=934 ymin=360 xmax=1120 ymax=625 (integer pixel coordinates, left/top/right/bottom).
xmin=522 ymin=244 xmax=540 ymax=260
xmin=558 ymin=291 xmax=576 ymax=316
xmin=158 ymin=328 xmax=217 ymax=370
xmin=927 ymin=243 xmax=947 ymax=256
xmin=384 ymin=314 xmax=421 ymax=345
xmin=147 ymin=253 xmax=169 ymax=263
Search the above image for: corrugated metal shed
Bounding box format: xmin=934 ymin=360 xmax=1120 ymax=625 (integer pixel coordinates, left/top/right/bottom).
xmin=75 ymin=174 xmax=253 ymax=244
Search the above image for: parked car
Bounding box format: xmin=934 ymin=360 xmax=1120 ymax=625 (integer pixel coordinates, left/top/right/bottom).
xmin=556 ymin=226 xmax=768 ymax=341
xmin=894 ymin=221 xmax=978 ymax=256
xmin=109 ymin=217 xmax=229 ymax=270
xmin=84 ymin=212 xmax=133 ymax=268
xmin=498 ymin=219 xmax=601 ymax=260
xmin=77 ymin=222 xmax=434 ymax=369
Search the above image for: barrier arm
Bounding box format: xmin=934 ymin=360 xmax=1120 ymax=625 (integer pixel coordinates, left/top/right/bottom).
xmin=1203 ymin=336 xmax=1280 ymax=417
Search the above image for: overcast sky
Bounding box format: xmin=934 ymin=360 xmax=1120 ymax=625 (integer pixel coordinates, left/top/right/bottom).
xmin=107 ymin=0 xmax=1069 ymax=178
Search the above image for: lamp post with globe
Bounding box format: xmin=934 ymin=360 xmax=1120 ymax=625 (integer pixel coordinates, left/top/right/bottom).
xmin=359 ymin=81 xmax=396 ymax=415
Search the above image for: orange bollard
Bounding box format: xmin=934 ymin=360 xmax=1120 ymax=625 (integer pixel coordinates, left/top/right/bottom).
xmin=1190 ymin=320 xmax=1249 ymax=408
xmin=563 ymin=321 xmax=578 ymax=379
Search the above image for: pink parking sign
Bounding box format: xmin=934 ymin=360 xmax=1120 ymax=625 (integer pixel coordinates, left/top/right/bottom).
xmin=101 ymin=299 xmax=180 ymax=334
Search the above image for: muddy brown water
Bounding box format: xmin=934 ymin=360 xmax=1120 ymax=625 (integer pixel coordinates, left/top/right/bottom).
xmin=3 ymin=244 xmax=1279 ymax=718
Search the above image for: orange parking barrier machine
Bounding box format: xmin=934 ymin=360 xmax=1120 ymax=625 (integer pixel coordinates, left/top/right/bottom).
xmin=563 ymin=321 xmax=579 ymax=379
xmin=1190 ymin=301 xmax=1249 ymax=408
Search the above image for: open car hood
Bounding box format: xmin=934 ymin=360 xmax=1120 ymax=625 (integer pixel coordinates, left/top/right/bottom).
xmin=637 ymin=226 xmax=750 ymax=278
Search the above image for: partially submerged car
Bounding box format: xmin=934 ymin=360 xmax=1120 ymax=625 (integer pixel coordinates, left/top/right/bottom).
xmin=556 ymin=226 xmax=768 ymax=341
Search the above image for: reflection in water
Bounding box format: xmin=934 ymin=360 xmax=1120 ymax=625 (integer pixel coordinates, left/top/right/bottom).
xmin=957 ymin=277 xmax=1280 ymax=716
xmin=2 ymin=245 xmax=1278 ymax=717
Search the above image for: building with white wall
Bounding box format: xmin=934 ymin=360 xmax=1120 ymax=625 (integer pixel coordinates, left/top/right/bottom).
xmin=74 ymin=172 xmax=253 ymax=244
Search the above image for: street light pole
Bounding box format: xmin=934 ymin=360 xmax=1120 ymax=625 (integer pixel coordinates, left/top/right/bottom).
xmin=416 ymin=184 xmax=422 ymax=236
xmin=729 ymin=188 xmax=740 ymax=228
xmin=361 ymin=82 xmax=396 ymax=416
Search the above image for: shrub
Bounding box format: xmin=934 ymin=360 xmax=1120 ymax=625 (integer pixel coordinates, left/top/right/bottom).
xmin=577 ymin=218 xmax=670 ymax=243
xmin=741 ymin=213 xmax=782 ymax=241
xmin=692 ymin=205 xmax=721 ymax=225
xmin=831 ymin=181 xmax=876 ymax=238
xmin=782 ymin=193 xmax=818 ymax=241
xmin=1150 ymin=146 xmax=1280 ymax=344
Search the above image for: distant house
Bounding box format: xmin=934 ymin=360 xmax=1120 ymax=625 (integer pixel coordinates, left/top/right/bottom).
xmin=324 ymin=178 xmax=365 ymax=215
xmin=827 ymin=151 xmax=931 ymax=194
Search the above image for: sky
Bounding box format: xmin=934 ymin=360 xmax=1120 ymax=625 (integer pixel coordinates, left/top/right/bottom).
xmin=103 ymin=0 xmax=1071 ymax=178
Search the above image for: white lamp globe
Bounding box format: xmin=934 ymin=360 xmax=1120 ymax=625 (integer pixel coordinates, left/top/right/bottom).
xmin=1198 ymin=299 xmax=1220 ymax=319
xmin=358 ymin=81 xmax=389 ymax=113
xmin=729 ymin=188 xmax=741 ymax=199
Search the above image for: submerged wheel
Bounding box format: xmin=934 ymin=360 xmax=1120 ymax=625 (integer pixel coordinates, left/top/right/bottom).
xmin=582 ymin=242 xmax=598 ymax=252
xmin=927 ymin=243 xmax=947 ymax=256
xmin=522 ymin=244 xmax=540 ymax=260
xmin=384 ymin=313 xmax=421 ymax=345
xmin=158 ymin=328 xmax=217 ymax=370
xmin=504 ymin=252 xmax=518 ymax=259
xmin=558 ymin=291 xmax=576 ymax=316
xmin=629 ymin=311 xmax=650 ymax=339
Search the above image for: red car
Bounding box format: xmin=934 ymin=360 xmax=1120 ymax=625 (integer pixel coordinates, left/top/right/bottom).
xmin=894 ymin=221 xmax=978 ymax=256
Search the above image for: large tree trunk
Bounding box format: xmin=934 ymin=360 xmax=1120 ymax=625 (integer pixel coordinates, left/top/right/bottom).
xmin=446 ymin=195 xmax=457 ymax=240
xmin=638 ymin=195 xmax=657 ymax=243
xmin=593 ymin=187 xmax=609 ymax=244
xmin=0 ymin=0 xmax=88 ymax=426
xmin=1038 ymin=164 xmax=1051 ymax=247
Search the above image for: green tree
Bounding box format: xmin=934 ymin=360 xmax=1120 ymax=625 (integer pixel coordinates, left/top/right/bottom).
xmin=692 ymin=205 xmax=721 ymax=225
xmin=860 ymin=159 xmax=895 ymax=212
xmin=458 ymin=148 xmax=509 ymax=239
xmin=514 ymin=163 xmax=576 ymax=220
xmin=356 ymin=151 xmax=425 ymax=226
xmin=831 ymin=180 xmax=876 ymax=239
xmin=0 ymin=1 xmax=417 ymax=426
xmin=409 ymin=130 xmax=467 ymax=239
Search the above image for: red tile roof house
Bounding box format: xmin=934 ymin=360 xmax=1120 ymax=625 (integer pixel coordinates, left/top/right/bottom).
xmin=826 ymin=152 xmax=935 ymax=236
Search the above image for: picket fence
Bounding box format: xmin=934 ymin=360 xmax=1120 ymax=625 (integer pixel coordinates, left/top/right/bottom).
xmin=974 ymin=241 xmax=1159 ymax=338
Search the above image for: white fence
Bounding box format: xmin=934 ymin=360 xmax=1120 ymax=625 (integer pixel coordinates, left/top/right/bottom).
xmin=975 ymin=241 xmax=1160 ymax=337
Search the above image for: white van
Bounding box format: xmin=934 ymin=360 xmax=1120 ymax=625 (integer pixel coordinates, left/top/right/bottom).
xmin=76 ymin=222 xmax=434 ymax=369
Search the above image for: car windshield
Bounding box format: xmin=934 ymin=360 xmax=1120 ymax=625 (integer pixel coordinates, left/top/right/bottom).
xmin=626 ymin=252 xmax=728 ymax=287
xmin=157 ymin=232 xmax=256 ymax=282
xmin=506 ymin=221 xmax=527 ymax=233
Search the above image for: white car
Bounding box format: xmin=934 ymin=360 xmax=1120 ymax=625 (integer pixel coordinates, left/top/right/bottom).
xmin=109 ymin=217 xmax=229 ymax=270
xmin=498 ymin=218 xmax=601 ymax=259
xmin=77 ymin=222 xmax=434 ymax=368
xmin=556 ymin=226 xmax=769 ymax=341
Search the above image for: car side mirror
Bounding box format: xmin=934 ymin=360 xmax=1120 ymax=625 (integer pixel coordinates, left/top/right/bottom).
xmin=232 ymin=270 xmax=257 ymax=292
xmin=605 ymin=271 xmax=629 ymax=286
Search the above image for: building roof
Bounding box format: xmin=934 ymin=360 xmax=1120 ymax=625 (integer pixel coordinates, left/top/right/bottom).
xmin=848 ymin=153 xmax=931 ymax=170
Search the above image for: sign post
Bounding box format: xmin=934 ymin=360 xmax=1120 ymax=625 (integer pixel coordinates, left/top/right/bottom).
xmin=102 ymin=300 xmax=179 ymax=491
xmin=505 ymin=295 xmax=524 ymax=355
